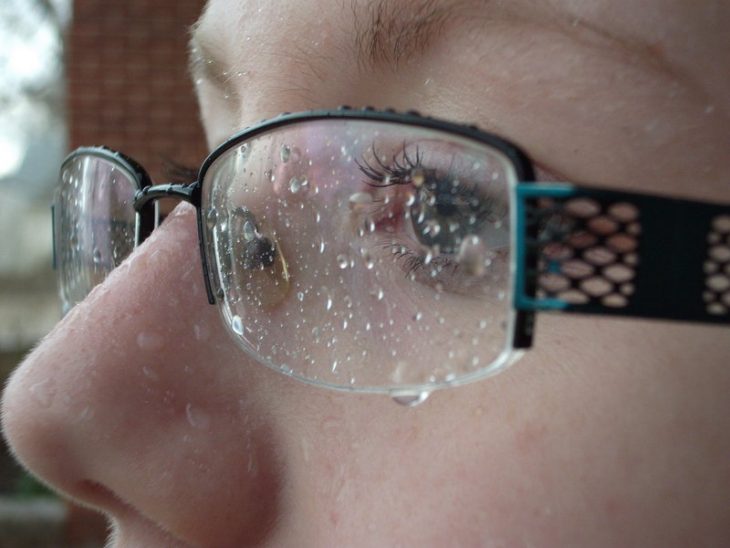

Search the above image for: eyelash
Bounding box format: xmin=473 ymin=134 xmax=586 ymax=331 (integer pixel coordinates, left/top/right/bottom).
xmin=356 ymin=144 xmax=424 ymax=187
xmin=355 ymin=146 xmax=469 ymax=286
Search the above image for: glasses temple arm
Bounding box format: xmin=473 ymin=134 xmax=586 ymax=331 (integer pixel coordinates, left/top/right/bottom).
xmin=513 ymin=183 xmax=730 ymax=325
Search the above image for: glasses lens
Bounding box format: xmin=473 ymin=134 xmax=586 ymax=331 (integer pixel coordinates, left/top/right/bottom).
xmin=202 ymin=118 xmax=519 ymax=393
xmin=55 ymin=153 xmax=138 ymax=313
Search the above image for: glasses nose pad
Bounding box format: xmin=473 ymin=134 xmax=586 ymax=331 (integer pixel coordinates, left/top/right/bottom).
xmin=230 ymin=207 xmax=290 ymax=309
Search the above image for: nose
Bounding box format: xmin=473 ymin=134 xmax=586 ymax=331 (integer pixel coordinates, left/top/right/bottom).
xmin=1 ymin=203 xmax=283 ymax=546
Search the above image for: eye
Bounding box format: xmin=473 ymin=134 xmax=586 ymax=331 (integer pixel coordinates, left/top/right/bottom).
xmin=355 ymin=143 xmax=510 ymax=293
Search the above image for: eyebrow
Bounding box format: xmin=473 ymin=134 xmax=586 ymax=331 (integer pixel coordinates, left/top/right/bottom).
xmin=188 ymin=0 xmax=477 ymax=93
xmin=188 ymin=23 xmax=234 ymax=95
xmin=352 ymin=0 xmax=468 ymax=70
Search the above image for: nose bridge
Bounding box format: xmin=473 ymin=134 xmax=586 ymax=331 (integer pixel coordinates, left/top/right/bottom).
xmin=133 ymin=182 xmax=218 ymax=305
xmin=1 ymin=204 xmax=283 ymax=544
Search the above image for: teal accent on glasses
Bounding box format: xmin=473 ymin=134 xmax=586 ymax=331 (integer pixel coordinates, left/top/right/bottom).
xmin=513 ymin=183 xmax=576 ymax=312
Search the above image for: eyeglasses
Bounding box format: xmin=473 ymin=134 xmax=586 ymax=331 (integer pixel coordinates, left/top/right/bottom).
xmin=53 ymin=108 xmax=730 ymax=402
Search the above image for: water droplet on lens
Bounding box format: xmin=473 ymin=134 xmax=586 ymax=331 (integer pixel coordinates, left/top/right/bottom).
xmin=280 ymin=144 xmax=291 ymax=163
xmin=289 ymin=176 xmax=308 ymax=194
xmin=92 ymin=248 xmax=102 ymax=265
xmin=348 ymin=192 xmax=373 ymax=212
xmin=391 ymin=391 xmax=431 ymax=407
xmin=206 ymin=209 xmax=218 ymax=230
xmin=231 ymin=315 xmax=244 ymax=335
xmin=370 ymin=287 xmax=384 ymax=300
xmin=360 ymin=248 xmax=374 ymax=269
xmin=423 ymin=220 xmax=441 ymax=236
xmin=456 ymin=235 xmax=491 ymax=277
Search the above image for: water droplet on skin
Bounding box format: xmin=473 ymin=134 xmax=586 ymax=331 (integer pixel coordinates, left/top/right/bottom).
xmin=193 ymin=323 xmax=210 ymax=341
xmin=231 ymin=315 xmax=244 ymax=335
xmin=337 ymin=254 xmax=349 ymax=269
xmin=142 ymin=365 xmax=160 ymax=382
xmin=29 ymin=379 xmax=56 ymax=408
xmin=137 ymin=331 xmax=165 ymax=351
xmin=185 ymin=403 xmax=211 ymax=430
xmin=413 ymin=311 xmax=423 ymax=321
xmin=391 ymin=391 xmax=431 ymax=407
xmin=77 ymin=405 xmax=95 ymax=422
xmin=297 ymin=291 xmax=305 ymax=301
xmin=300 ymin=437 xmax=311 ymax=463
xmin=92 ymin=248 xmax=102 ymax=265
xmin=331 ymin=360 xmax=339 ymax=373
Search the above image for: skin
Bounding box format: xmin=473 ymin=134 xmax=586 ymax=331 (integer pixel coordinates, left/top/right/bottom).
xmin=3 ymin=0 xmax=730 ymax=546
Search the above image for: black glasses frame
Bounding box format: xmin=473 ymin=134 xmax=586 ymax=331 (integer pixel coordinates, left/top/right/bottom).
xmin=56 ymin=107 xmax=730 ymax=356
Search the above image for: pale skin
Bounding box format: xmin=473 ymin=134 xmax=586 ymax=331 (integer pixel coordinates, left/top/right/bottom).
xmin=2 ymin=0 xmax=730 ymax=546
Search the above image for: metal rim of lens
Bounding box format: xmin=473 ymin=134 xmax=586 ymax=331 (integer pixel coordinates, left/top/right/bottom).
xmin=199 ymin=114 xmax=525 ymax=394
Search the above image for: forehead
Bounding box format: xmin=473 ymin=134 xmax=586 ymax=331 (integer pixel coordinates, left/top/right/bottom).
xmin=192 ymin=0 xmax=727 ymax=103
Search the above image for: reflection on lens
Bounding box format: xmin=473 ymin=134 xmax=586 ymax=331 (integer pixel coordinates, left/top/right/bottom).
xmin=55 ymin=153 xmax=138 ymax=313
xmin=202 ymin=119 xmax=519 ymax=393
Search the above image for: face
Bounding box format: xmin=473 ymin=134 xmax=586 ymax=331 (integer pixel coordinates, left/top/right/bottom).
xmin=3 ymin=0 xmax=730 ymax=546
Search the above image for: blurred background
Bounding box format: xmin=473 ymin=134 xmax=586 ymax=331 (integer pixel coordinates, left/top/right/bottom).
xmin=0 ymin=0 xmax=206 ymax=545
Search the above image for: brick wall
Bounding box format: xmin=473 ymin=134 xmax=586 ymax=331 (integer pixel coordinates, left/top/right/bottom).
xmin=68 ymin=0 xmax=208 ymax=181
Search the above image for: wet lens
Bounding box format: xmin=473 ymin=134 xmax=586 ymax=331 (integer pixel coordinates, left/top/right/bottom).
xmin=55 ymin=152 xmax=138 ymax=313
xmin=202 ymin=118 xmax=519 ymax=393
